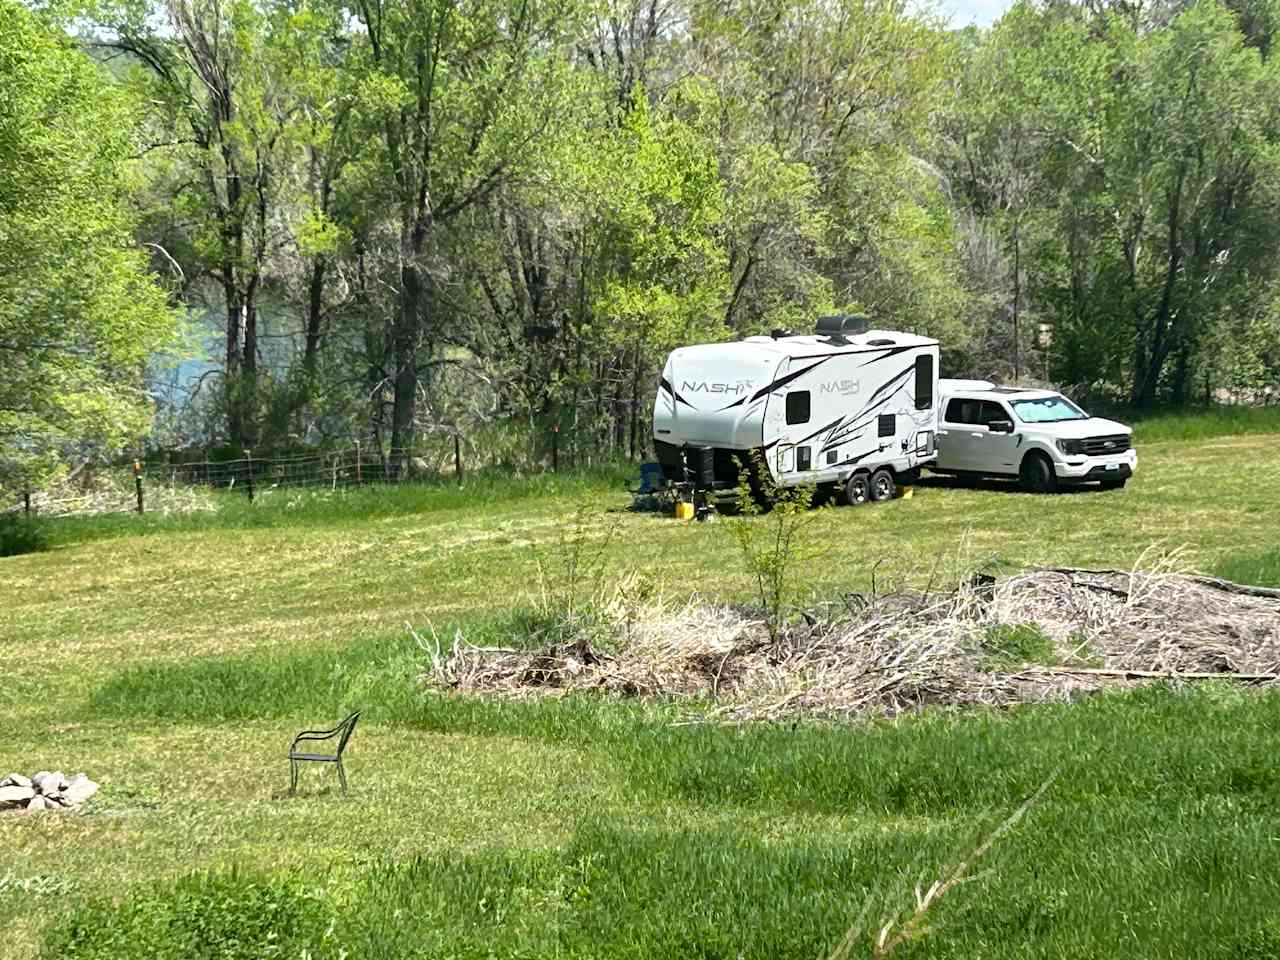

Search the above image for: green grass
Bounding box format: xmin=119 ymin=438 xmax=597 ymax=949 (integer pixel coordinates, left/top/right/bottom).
xmin=1213 ymin=547 xmax=1280 ymax=587
xmin=4 ymin=411 xmax=1280 ymax=959
xmin=39 ymin=462 xmax=633 ymax=548
xmin=1127 ymin=403 xmax=1280 ymax=443
xmin=981 ymin=622 xmax=1059 ymax=669
xmin=0 ymin=515 xmax=46 ymax=557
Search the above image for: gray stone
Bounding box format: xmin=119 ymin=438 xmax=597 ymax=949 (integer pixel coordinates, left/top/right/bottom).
xmin=35 ymin=771 xmax=66 ymax=796
xmin=7 ymin=774 xmax=32 ymax=789
xmin=62 ymin=774 xmax=99 ymax=807
xmin=25 ymin=794 xmax=47 ymax=812
xmin=0 ymin=785 xmax=35 ymax=805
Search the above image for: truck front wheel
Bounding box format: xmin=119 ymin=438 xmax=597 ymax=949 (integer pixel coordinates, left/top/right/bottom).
xmin=1019 ymin=452 xmax=1058 ymax=493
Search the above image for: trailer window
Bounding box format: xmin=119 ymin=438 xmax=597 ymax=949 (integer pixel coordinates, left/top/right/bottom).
xmin=786 ymin=391 xmax=810 ymax=425
xmin=915 ymin=355 xmax=934 ymax=410
xmin=878 ymin=414 xmax=896 ymax=437
xmin=796 ymin=446 xmax=811 ymax=471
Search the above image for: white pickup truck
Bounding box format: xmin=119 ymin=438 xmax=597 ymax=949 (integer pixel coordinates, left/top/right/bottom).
xmin=931 ymin=380 xmax=1136 ymax=492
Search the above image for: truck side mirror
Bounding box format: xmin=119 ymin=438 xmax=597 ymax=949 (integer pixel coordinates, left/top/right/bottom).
xmin=988 ymin=419 xmax=1014 ymax=434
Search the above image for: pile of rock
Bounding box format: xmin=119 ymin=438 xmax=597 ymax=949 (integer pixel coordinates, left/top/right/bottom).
xmin=0 ymin=771 xmax=98 ymax=813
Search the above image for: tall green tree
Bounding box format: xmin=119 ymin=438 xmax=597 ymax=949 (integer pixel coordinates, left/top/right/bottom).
xmin=0 ymin=0 xmax=177 ymax=491
xmin=345 ymin=0 xmax=585 ymax=467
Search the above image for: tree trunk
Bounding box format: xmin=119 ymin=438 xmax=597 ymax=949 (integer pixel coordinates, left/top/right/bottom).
xmin=390 ymin=214 xmax=427 ymax=474
xmin=242 ymin=278 xmax=258 ymax=448
xmin=304 ymin=256 xmax=326 ymax=375
xmin=224 ymin=278 xmax=244 ymax=448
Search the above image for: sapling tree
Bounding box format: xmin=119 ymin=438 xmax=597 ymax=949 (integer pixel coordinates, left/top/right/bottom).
xmin=725 ymin=451 xmax=827 ymax=644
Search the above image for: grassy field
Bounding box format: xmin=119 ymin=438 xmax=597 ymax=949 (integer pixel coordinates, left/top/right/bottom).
xmin=3 ymin=419 xmax=1280 ymax=958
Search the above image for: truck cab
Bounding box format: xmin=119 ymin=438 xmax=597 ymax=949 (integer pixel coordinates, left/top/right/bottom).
xmin=932 ymin=381 xmax=1136 ymax=491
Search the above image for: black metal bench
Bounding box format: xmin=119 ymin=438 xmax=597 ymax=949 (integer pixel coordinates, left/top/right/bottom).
xmin=288 ymin=711 xmax=360 ymax=795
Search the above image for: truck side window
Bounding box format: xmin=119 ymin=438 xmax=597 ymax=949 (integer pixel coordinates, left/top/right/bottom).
xmin=914 ymin=355 xmax=933 ymax=410
xmin=945 ymin=398 xmax=978 ymax=424
xmin=979 ymin=401 xmax=1010 ymax=425
xmin=786 ymin=391 xmax=810 ymax=425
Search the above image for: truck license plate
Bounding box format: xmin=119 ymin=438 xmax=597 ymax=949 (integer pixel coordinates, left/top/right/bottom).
xmin=1105 ymin=463 xmax=1119 ymax=470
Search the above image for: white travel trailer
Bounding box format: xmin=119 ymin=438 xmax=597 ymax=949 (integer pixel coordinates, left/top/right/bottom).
xmin=652 ymin=316 xmax=940 ymax=504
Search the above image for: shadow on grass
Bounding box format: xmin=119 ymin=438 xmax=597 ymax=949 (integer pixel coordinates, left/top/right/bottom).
xmin=45 ymin=809 xmax=1280 ymax=960
xmin=915 ymin=473 xmax=1105 ymax=496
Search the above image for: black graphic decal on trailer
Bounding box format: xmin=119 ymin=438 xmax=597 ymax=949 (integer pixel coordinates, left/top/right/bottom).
xmin=659 ymin=377 xmax=696 ymax=409
xmin=819 ymin=367 xmax=915 ymax=452
xmin=858 ymin=345 xmax=919 ymax=366
xmin=835 ymin=449 xmax=881 ymax=468
xmin=793 ymin=415 xmax=846 ymax=446
xmin=717 ymin=358 xmax=831 ymax=411
xmin=862 ymin=365 xmax=914 ymax=409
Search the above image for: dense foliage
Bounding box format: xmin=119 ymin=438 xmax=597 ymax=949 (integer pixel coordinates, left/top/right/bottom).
xmin=5 ymin=0 xmax=1280 ymax=481
xmin=0 ymin=1 xmax=177 ymax=491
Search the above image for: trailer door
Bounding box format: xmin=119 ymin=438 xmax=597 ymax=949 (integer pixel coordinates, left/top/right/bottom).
xmin=764 ymin=359 xmax=815 ymax=481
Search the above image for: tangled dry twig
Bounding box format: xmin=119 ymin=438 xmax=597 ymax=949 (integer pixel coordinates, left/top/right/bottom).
xmin=414 ymin=555 xmax=1280 ymax=722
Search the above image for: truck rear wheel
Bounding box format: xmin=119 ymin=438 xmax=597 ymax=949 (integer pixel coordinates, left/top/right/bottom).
xmin=869 ymin=468 xmax=896 ymax=502
xmin=844 ymin=472 xmax=870 ymax=506
xmin=1019 ymin=452 xmax=1058 ymax=493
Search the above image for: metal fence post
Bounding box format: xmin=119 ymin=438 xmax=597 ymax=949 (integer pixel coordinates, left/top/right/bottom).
xmin=23 ymin=489 xmax=30 ymax=517
xmin=454 ymin=434 xmax=463 ymax=485
xmin=134 ymin=461 xmax=144 ymax=515
xmin=552 ymin=424 xmax=559 ymax=473
xmin=355 ymin=440 xmax=362 ymax=486
xmin=246 ymin=449 xmax=255 ymax=502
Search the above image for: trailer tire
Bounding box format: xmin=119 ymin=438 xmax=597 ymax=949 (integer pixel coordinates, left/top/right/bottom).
xmin=844 ymin=472 xmax=871 ymax=506
xmin=869 ymin=468 xmax=896 ymax=502
xmin=1019 ymin=452 xmax=1058 ymax=493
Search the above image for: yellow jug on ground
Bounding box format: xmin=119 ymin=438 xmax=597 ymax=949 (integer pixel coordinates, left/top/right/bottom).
xmin=675 ymin=500 xmax=695 ymax=520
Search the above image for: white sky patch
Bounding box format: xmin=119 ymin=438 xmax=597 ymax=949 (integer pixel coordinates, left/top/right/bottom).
xmin=912 ymin=0 xmax=1013 ymax=28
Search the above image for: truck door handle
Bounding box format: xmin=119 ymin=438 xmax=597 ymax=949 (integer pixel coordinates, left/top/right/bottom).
xmin=937 ymin=429 xmax=949 ymax=436
xmin=970 ymin=432 xmax=984 ymax=438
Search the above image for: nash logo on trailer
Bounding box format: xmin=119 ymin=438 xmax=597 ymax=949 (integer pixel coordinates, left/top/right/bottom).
xmin=681 ymin=380 xmax=754 ymax=395
xmin=820 ymin=379 xmax=860 ymax=396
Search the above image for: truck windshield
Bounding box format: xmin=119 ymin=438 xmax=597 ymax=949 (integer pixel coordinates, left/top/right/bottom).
xmin=1010 ymin=395 xmax=1088 ymax=423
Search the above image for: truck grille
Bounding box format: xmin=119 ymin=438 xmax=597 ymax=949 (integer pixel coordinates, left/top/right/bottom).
xmin=1080 ymin=434 xmax=1130 ymax=456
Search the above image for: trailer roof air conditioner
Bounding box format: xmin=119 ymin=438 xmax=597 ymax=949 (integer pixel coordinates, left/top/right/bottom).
xmin=815 ymin=313 xmax=871 ymax=343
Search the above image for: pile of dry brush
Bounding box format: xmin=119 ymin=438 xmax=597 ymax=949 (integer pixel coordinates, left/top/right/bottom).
xmin=415 ymin=553 xmax=1280 ymax=722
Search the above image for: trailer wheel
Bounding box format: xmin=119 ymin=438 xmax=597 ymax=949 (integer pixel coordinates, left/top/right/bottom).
xmin=844 ymin=472 xmax=871 ymax=506
xmin=869 ymin=468 xmax=896 ymax=502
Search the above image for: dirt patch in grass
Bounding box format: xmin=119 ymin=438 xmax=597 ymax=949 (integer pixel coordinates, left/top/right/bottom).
xmin=421 ymin=562 xmax=1280 ymax=722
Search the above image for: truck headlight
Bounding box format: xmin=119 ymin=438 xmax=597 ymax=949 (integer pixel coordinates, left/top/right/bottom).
xmin=1055 ymin=439 xmax=1084 ymax=455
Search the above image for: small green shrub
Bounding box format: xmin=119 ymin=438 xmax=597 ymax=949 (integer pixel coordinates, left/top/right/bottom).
xmin=45 ymin=869 xmax=331 ymax=960
xmin=0 ymin=514 xmax=46 ymax=557
xmin=982 ymin=622 xmax=1058 ymax=669
xmin=725 ymin=452 xmax=825 ymax=643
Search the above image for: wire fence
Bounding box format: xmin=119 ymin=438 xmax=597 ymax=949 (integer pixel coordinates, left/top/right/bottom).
xmin=7 ymin=431 xmax=575 ymax=520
